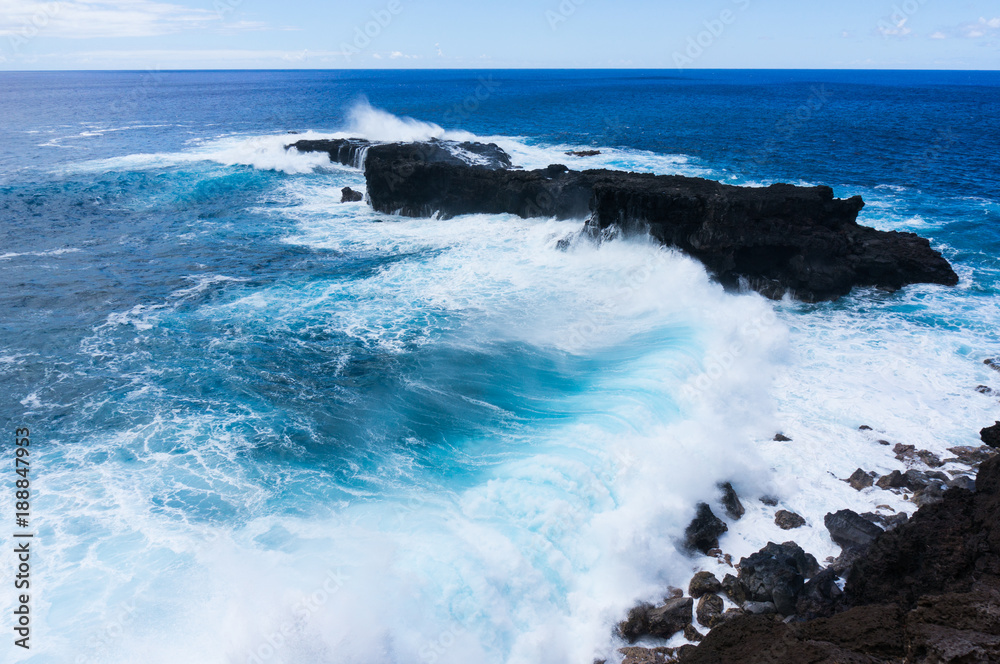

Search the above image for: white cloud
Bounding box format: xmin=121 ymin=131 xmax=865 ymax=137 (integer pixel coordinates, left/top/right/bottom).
xmin=0 ymin=0 xmax=264 ymax=39
xmin=878 ymin=17 xmax=911 ymax=37
xmin=930 ymin=16 xmax=1000 ymax=40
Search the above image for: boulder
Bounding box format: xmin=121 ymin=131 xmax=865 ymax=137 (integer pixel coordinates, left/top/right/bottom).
xmin=916 ymin=450 xmax=944 ymax=468
xmin=618 ymin=598 xmax=694 ymax=642
xmin=947 ymin=446 xmax=995 ymax=465
xmin=738 ymin=541 xmax=820 ymax=616
xmin=684 ymin=503 xmax=728 ymax=555
xmin=676 ymin=453 xmax=1000 ymax=664
xmin=986 ymin=358 xmax=1000 ymax=372
xmin=683 ymin=624 xmax=703 ymax=642
xmin=688 ymin=572 xmax=722 ymax=599
xmin=824 ymin=510 xmax=883 ymax=553
xmin=721 ymin=573 xmax=747 ymax=606
xmin=341 ymin=187 xmax=364 ymax=203
xmin=774 ymin=510 xmax=806 ymax=530
xmin=696 ymin=594 xmax=725 ymax=628
xmin=876 ymin=470 xmax=908 ymax=490
xmin=719 ymin=482 xmax=745 ymax=520
xmin=847 ymin=468 xmax=874 ymax=490
xmin=982 ymin=422 xmax=1000 ymax=449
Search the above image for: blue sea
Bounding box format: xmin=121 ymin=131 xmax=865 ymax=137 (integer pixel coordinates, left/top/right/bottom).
xmin=1 ymin=70 xmax=999 ymax=664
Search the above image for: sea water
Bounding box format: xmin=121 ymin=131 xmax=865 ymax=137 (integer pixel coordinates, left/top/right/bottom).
xmin=0 ymin=70 xmax=998 ymax=664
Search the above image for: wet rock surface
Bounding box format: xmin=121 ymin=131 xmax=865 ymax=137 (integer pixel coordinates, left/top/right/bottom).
xmin=982 ymin=422 xmax=1000 ymax=449
xmin=618 ymin=597 xmax=694 ymax=642
xmin=340 ymin=186 xmax=363 ymax=202
xmin=299 ymin=138 xmax=960 ymax=302
xmin=825 ymin=509 xmax=884 ymax=553
xmin=676 ymin=456 xmax=1000 ymax=663
xmin=688 ymin=572 xmax=722 ymax=599
xmin=684 ymin=503 xmax=728 ymax=555
xmin=719 ymin=482 xmax=745 ymax=521
xmin=775 ymin=510 xmax=806 ymax=530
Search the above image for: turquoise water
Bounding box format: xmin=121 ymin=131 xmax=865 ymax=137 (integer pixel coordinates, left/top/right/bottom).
xmin=0 ymin=70 xmax=998 ymax=663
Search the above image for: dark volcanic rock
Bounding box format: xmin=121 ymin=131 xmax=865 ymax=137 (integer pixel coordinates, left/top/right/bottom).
xmin=357 ymin=143 xmax=958 ymax=301
xmin=795 ymin=567 xmax=844 ymax=620
xmin=683 ymin=623 xmax=703 ymax=642
xmin=774 ymin=433 xmax=792 ymax=441
xmin=684 ymin=503 xmax=728 ymax=555
xmin=566 ymin=149 xmax=601 ymax=157
xmin=292 ymin=138 xmax=513 ymax=172
xmin=619 ymin=646 xmax=678 ymax=664
xmin=986 ymin=358 xmax=1000 ymax=372
xmin=916 ymin=450 xmax=944 ymax=467
xmin=677 ymin=455 xmax=1000 ymax=664
xmin=696 ymin=594 xmax=725 ymax=628
xmin=738 ymin=541 xmax=820 ymax=616
xmin=948 ymin=446 xmax=996 ymax=465
xmin=289 ymin=138 xmax=372 ymax=167
xmin=688 ymin=572 xmax=722 ymax=599
xmin=876 ymin=470 xmax=908 ymax=490
xmin=719 ymin=482 xmax=745 ymax=520
xmin=341 ymin=187 xmax=363 ymax=203
xmin=722 ymin=573 xmax=747 ymax=606
xmin=982 ymin=422 xmax=1000 ymax=449
xmin=894 ymin=443 xmax=917 ymax=462
xmin=618 ymin=597 xmax=694 ymax=642
xmin=847 ymin=468 xmax=875 ymax=490
xmin=774 ymin=510 xmax=806 ymax=530
xmin=825 ymin=509 xmax=883 ymax=553
xmin=584 ymin=173 xmax=958 ymax=302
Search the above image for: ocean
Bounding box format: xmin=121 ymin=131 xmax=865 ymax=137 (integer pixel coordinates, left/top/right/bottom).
xmin=1 ymin=69 xmax=998 ymax=664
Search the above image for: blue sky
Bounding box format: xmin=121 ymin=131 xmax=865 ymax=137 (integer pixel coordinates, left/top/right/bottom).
xmin=1 ymin=0 xmax=997 ymax=70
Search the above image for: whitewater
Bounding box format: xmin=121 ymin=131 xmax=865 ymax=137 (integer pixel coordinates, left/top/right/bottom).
xmin=1 ymin=74 xmax=998 ymax=664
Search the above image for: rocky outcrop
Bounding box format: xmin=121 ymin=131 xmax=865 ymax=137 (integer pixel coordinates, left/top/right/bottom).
xmin=775 ymin=510 xmax=806 ymax=530
xmin=689 ymin=572 xmax=722 ymax=599
xmin=676 ymin=455 xmax=1000 ymax=663
xmin=341 ymin=187 xmax=363 ymax=203
xmin=291 ymin=138 xmax=958 ymax=302
xmin=719 ymin=483 xmax=745 ymax=521
xmin=736 ymin=541 xmax=821 ymax=616
xmin=825 ymin=509 xmax=883 ymax=554
xmin=618 ymin=597 xmax=694 ymax=642
xmin=982 ymin=422 xmax=1000 ymax=449
xmin=684 ymin=504 xmax=728 ymax=555
xmin=848 ymin=468 xmax=875 ymax=490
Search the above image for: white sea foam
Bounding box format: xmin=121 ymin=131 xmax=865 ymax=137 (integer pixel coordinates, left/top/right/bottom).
xmin=0 ymin=247 xmax=82 ymax=260
xmin=57 ymin=101 xmax=706 ymax=179
xmin=14 ymin=106 xmax=999 ymax=664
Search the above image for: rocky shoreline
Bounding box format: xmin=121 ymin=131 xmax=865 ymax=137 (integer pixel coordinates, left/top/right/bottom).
xmin=610 ymin=419 xmax=1000 ymax=664
xmin=285 ymin=137 xmax=996 ymax=662
xmin=288 ymin=138 xmax=958 ymax=302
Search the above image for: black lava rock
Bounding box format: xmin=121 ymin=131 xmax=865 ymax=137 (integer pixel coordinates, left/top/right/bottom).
xmin=688 ymin=572 xmax=722 ymax=599
xmin=684 ymin=503 xmax=728 ymax=555
xmin=824 ymin=509 xmax=883 ymax=553
xmin=618 ymin=597 xmax=694 ymax=642
xmin=719 ymin=482 xmax=745 ymax=520
xmin=341 ymin=187 xmax=364 ymax=203
xmin=982 ymin=422 xmax=1000 ymax=449
xmin=774 ymin=510 xmax=806 ymax=530
xmin=352 ymin=140 xmax=959 ymax=302
xmin=738 ymin=541 xmax=820 ymax=616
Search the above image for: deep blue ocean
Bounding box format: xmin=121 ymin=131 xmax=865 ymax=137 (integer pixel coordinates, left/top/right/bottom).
xmin=1 ymin=70 xmax=999 ymax=664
